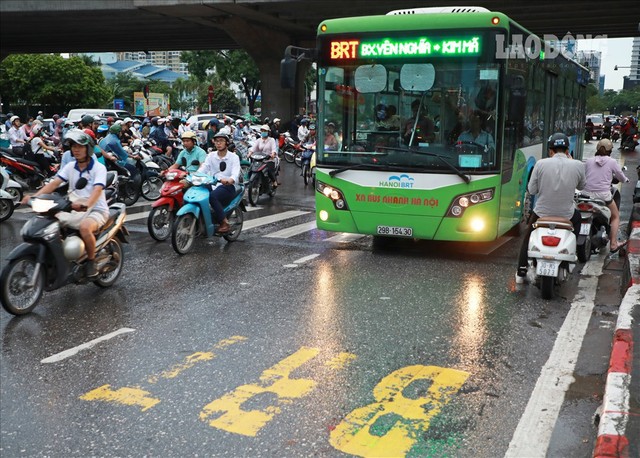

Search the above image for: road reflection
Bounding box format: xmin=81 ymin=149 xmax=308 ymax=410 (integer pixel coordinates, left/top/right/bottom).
xmin=451 ymin=275 xmax=487 ymax=369
xmin=306 ymin=261 xmax=343 ymax=354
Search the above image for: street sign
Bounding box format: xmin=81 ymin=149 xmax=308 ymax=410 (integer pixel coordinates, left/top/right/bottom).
xmin=208 ymin=85 xmax=214 ymax=113
xmin=113 ymin=99 xmax=124 ymax=110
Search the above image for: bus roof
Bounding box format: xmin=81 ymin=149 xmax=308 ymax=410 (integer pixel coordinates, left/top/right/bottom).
xmin=318 ymin=11 xmax=511 ymax=35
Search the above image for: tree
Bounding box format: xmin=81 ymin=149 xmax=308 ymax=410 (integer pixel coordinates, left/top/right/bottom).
xmin=105 ymin=72 xmax=143 ymax=111
xmin=212 ymin=50 xmax=261 ymax=115
xmin=0 ymin=54 xmax=110 ymax=112
xmin=180 ymin=50 xmax=218 ymax=81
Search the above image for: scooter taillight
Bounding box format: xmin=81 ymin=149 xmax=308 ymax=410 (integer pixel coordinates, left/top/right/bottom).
xmin=577 ymin=202 xmax=593 ymax=211
xmin=542 ymin=236 xmax=561 ymax=247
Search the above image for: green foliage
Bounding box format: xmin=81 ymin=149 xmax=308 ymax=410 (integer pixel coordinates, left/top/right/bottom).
xmin=586 ymin=86 xmax=640 ymax=115
xmin=0 ymin=54 xmax=110 ymax=109
xmin=181 ymin=49 xmax=259 ymax=114
xmin=105 ymin=72 xmax=143 ymax=110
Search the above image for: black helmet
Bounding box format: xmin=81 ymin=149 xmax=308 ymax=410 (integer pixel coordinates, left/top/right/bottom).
xmin=547 ymin=133 xmax=570 ymax=151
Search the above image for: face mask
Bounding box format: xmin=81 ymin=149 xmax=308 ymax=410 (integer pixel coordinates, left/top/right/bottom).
xmin=261 ymin=132 xmax=269 ymax=138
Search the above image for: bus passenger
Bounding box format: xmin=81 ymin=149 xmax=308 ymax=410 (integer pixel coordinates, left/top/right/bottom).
xmin=516 ymin=133 xmax=585 ymax=283
xmin=324 ymin=122 xmax=339 ymax=150
xmin=404 ymin=99 xmax=435 ymax=145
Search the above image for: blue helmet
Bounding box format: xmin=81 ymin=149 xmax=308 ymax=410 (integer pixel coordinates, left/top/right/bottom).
xmin=97 ymin=124 xmax=109 ymax=133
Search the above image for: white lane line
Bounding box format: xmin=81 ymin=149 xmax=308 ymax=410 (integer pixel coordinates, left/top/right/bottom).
xmin=125 ymin=212 xmax=150 ymax=222
xmin=41 ymin=328 xmax=136 ymax=364
xmin=505 ymin=257 xmax=603 ymax=457
xmin=242 ymin=210 xmax=309 ymax=230
xmin=325 ymin=232 xmax=365 ymax=243
xmin=283 ymin=253 xmax=320 ymax=268
xmin=265 ymin=220 xmax=317 ymax=238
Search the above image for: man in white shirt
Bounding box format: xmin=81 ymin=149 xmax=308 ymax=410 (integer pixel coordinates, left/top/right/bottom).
xmin=198 ymin=132 xmax=241 ymax=233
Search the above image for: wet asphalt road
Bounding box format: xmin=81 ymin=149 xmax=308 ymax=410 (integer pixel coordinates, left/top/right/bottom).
xmin=0 ymin=146 xmax=633 ymax=457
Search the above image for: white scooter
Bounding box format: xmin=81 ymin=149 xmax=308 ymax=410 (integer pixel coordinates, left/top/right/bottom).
xmin=1 ymin=165 xmax=25 ymax=203
xmin=527 ymin=216 xmax=578 ymax=299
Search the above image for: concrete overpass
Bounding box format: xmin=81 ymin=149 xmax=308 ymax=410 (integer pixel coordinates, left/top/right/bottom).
xmin=1 ymin=0 xmax=635 ymax=120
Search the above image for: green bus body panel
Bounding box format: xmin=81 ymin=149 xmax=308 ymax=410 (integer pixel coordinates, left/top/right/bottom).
xmin=316 ymin=170 xmax=506 ymax=242
xmin=318 ymin=12 xmax=511 ymax=34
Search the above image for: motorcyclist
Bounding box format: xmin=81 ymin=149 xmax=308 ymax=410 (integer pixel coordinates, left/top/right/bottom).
xmin=233 ymin=119 xmax=245 ymax=142
xmin=297 ymin=118 xmax=309 ymax=143
xmin=619 ymin=117 xmax=637 ymax=149
xmin=585 ymin=118 xmax=594 ymax=143
xmin=516 ymin=133 xmax=585 ymax=283
xmin=8 ymin=115 xmax=27 ymax=156
xmin=602 ymin=117 xmax=612 ymax=139
xmin=169 ymin=131 xmax=207 ymax=173
xmin=205 ymin=117 xmax=221 ymax=150
xmin=22 ymin=129 xmax=110 ymax=278
xmin=99 ymin=123 xmax=139 ymax=179
xmin=249 ymin=124 xmax=280 ymax=187
xmin=197 ymin=132 xmax=241 ymax=234
xmin=149 ymin=117 xmax=173 ymax=158
xmin=270 ymin=118 xmax=281 ymax=141
xmin=584 ymin=138 xmax=629 ymax=252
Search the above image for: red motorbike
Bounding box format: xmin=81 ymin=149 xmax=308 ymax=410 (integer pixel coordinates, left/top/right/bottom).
xmin=147 ymin=168 xmax=188 ymax=241
xmin=0 ymin=150 xmax=53 ymax=189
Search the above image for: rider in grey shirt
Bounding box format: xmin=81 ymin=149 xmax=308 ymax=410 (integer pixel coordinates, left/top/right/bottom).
xmin=516 ymin=133 xmax=585 ymax=282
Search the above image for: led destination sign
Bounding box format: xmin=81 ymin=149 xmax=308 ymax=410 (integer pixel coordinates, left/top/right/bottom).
xmin=329 ymin=36 xmax=481 ymax=60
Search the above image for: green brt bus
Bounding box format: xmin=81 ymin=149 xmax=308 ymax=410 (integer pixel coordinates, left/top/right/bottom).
xmin=282 ymin=6 xmax=589 ymax=242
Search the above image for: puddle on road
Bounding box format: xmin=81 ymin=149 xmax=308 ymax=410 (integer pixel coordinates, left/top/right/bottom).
xmin=566 ymin=374 xmax=604 ymax=401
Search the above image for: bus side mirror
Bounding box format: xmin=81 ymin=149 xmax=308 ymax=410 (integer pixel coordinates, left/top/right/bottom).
xmin=281 ymin=56 xmax=297 ymax=89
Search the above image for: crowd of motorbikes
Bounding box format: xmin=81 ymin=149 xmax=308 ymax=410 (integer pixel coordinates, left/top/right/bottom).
xmin=0 ymin=119 xmax=318 ymax=314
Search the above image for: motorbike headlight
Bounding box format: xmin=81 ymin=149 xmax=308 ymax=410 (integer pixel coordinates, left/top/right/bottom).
xmin=32 ymin=198 xmax=57 ymax=213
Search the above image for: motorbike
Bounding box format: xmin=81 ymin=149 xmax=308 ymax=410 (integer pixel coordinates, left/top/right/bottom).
xmin=1 ymin=165 xmax=25 ymax=203
xmin=0 ymin=192 xmax=129 ymax=315
xmin=0 ymin=167 xmax=16 ymax=222
xmin=0 ymin=150 xmax=48 ymax=190
xmin=526 ymin=217 xmax=578 ymax=300
xmin=282 ymin=133 xmax=303 ymax=164
xmin=246 ymin=154 xmax=278 ymax=206
xmin=171 ymin=173 xmax=245 ymax=255
xmin=232 ymin=141 xmax=251 ymax=183
xmin=575 ymin=195 xmax=611 ymax=261
xmin=621 ymin=131 xmax=639 ymax=152
xmin=147 ymin=168 xmax=188 ymax=241
xmin=126 ymin=144 xmax=163 ymax=201
xmin=107 ymin=161 xmax=141 ymax=206
xmin=300 ymin=147 xmax=315 ymax=186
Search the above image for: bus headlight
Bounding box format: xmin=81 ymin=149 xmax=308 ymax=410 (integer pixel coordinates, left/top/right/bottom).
xmin=470 ymin=218 xmax=485 ymax=232
xmin=319 ymin=210 xmax=329 ymax=221
xmin=316 ymin=181 xmax=349 ymax=210
xmin=446 ymin=188 xmax=494 ymax=217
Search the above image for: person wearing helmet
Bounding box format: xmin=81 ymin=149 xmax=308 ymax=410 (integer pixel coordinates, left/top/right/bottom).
xmin=233 ymin=119 xmax=245 ymax=141
xmin=99 ymin=123 xmax=139 ymax=180
xmin=583 ymin=138 xmax=630 ymax=252
xmin=8 ymin=115 xmax=28 ymax=155
xmin=170 ymin=131 xmax=207 ymax=173
xmin=23 ymin=129 xmax=110 ymax=278
xmin=80 ymin=115 xmax=95 ymax=130
xmin=178 ymin=118 xmax=188 ymax=137
xmin=205 ymin=117 xmax=221 ymax=150
xmin=516 ymin=133 xmax=586 ymax=283
xmin=270 ymin=118 xmax=281 ymax=141
xmin=249 ymin=124 xmax=280 ymax=187
xmin=197 ymin=132 xmax=241 ymax=233
xmin=29 ymin=122 xmax=59 ymax=174
xmin=149 ymin=117 xmax=173 ymax=158
xmin=297 ymin=118 xmax=310 ymax=143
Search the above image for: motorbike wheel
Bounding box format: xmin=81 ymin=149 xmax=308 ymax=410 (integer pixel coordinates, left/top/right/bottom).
xmin=577 ymin=234 xmax=592 ymax=262
xmin=121 ymin=181 xmax=140 ymax=206
xmin=223 ymin=207 xmax=244 ymax=242
xmin=6 ymin=187 xmax=23 ymax=204
xmin=540 ymin=275 xmax=555 ymax=300
xmin=0 ymin=198 xmax=14 ymax=222
xmin=302 ymin=164 xmax=310 ymax=186
xmin=294 ymin=153 xmax=302 ymax=168
xmin=141 ymin=176 xmax=163 ymax=201
xmin=283 ymin=147 xmax=296 ymax=163
xmin=147 ymin=205 xmax=174 ymax=241
xmin=0 ymin=256 xmax=44 ymax=315
xmin=248 ymin=177 xmax=261 ymax=206
xmin=172 ymin=213 xmax=196 ymax=255
xmin=93 ymin=239 xmax=124 ymax=288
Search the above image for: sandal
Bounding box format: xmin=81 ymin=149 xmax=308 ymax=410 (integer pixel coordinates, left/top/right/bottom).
xmin=610 ymin=240 xmax=628 ymax=253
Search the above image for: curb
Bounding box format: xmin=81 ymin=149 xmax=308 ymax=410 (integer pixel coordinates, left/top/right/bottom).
xmin=593 ymin=208 xmax=640 ymax=458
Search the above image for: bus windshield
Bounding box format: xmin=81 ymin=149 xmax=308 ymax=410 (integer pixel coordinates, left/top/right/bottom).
xmin=318 ymin=59 xmax=500 ymax=173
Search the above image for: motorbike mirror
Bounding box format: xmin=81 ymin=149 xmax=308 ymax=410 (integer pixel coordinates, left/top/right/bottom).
xmin=191 ymin=160 xmax=200 ymax=166
xmin=181 ymin=157 xmax=187 ymax=166
xmin=219 ymin=161 xmax=226 ymax=172
xmin=75 ymin=177 xmax=88 ymax=190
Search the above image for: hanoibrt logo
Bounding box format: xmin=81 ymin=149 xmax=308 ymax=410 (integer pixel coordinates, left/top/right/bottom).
xmin=379 ymin=174 xmax=415 ymax=188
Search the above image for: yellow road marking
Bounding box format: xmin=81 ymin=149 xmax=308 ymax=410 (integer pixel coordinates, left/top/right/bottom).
xmin=329 ymin=365 xmax=470 ymax=457
xmin=79 ymin=385 xmax=160 ymax=412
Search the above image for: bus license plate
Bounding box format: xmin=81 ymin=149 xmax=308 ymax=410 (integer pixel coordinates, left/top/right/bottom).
xmin=536 ymin=261 xmax=559 ymax=277
xmin=376 ymin=225 xmax=413 ymax=237
xmin=580 ymin=223 xmax=591 ymax=235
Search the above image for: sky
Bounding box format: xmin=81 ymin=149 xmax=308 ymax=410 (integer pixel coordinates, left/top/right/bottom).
xmin=578 ymin=37 xmax=634 ymax=90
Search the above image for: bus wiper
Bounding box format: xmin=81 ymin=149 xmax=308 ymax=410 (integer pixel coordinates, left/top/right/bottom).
xmin=377 ymin=146 xmax=470 ymax=183
xmin=409 ymin=149 xmax=471 ymax=184
xmin=329 ymin=162 xmax=382 ymax=177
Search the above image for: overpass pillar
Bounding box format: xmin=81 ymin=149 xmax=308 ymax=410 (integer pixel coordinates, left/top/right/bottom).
xmin=218 ymin=17 xmax=302 ymax=123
